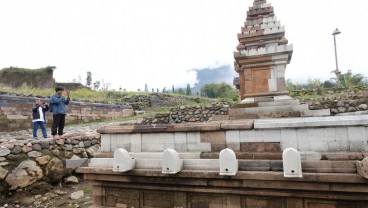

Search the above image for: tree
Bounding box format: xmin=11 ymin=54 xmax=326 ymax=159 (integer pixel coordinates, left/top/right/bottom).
xmin=201 ymin=82 xmax=238 ymax=100
xmin=93 ymin=81 xmax=101 ymax=90
xmin=338 ymin=70 xmax=365 ymax=88
xmin=86 ymin=71 xmax=92 ymax=88
xmin=145 ymin=84 xmax=148 ymax=92
xmin=178 ymin=88 xmax=185 ymax=95
xmin=186 ymin=84 xmax=192 ymax=96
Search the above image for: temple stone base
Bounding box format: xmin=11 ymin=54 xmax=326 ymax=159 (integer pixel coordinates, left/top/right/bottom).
xmin=77 ymin=168 xmax=368 ymax=208
xmin=230 ymin=95 xmax=330 ymax=119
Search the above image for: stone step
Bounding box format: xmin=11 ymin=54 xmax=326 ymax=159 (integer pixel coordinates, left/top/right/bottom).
xmin=229 ymin=111 xmax=301 ymax=120
xmin=87 ymin=158 xmax=357 ymax=173
xmin=254 ymin=115 xmax=368 ymax=129
xmin=229 ymin=104 xmax=309 ymax=115
xmin=301 ymin=109 xmax=331 ymax=117
xmin=96 ymin=152 xmax=201 ymax=159
xmin=234 ymin=99 xmax=300 ymax=108
xmin=258 ymin=99 xmax=300 ymax=107
xmin=201 ymin=151 xmax=321 ymax=160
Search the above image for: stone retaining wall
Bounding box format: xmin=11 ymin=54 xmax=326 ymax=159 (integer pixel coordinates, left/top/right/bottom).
xmin=140 ymin=104 xmax=229 ymax=124
xmin=309 ymin=98 xmax=368 ymax=114
xmin=0 ymin=133 xmax=100 ymax=192
xmin=0 ymin=95 xmax=134 ymax=132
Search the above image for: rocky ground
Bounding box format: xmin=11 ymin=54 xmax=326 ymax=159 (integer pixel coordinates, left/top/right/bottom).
xmin=0 ymin=119 xmax=138 ymax=208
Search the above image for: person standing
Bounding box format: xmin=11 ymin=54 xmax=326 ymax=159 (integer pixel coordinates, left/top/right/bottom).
xmin=32 ymin=99 xmax=49 ymax=139
xmin=50 ymin=86 xmax=70 ymax=139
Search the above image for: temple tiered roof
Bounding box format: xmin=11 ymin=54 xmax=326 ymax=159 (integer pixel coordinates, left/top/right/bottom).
xmin=233 ymin=0 xmax=293 ymax=99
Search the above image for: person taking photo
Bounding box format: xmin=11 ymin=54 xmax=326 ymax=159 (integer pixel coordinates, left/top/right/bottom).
xmin=50 ymin=86 xmax=70 ymax=139
xmin=32 ymin=99 xmax=49 ymax=139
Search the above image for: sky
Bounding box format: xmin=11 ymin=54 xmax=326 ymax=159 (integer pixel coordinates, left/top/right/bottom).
xmin=0 ymin=0 xmax=367 ymax=91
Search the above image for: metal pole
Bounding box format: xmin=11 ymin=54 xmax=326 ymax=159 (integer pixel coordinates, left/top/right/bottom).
xmin=333 ymin=34 xmax=342 ymax=88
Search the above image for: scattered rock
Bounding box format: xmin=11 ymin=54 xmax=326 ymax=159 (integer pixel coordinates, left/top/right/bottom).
xmin=116 ymin=204 xmax=128 ymax=208
xmin=357 ymin=157 xmax=368 ymax=180
xmin=19 ymin=196 xmax=35 ymax=206
xmin=65 ymin=176 xmax=79 ymax=183
xmin=0 ymin=166 xmax=8 ymax=180
xmin=28 ymin=181 xmax=52 ymax=195
xmin=55 ymin=190 xmax=67 ymax=195
xmin=70 ymin=190 xmax=84 ymax=200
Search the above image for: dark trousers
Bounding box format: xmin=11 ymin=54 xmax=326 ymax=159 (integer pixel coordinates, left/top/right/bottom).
xmin=52 ymin=114 xmax=66 ymax=136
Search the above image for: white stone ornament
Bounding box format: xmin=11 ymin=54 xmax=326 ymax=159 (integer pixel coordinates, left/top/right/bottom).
xmin=113 ymin=148 xmax=135 ymax=172
xmin=219 ymin=148 xmax=238 ymax=176
xmin=162 ymin=148 xmax=183 ymax=174
xmin=283 ymin=147 xmax=303 ymax=178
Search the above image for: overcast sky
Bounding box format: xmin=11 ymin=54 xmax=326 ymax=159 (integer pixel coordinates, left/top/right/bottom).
xmin=0 ymin=0 xmax=367 ymax=91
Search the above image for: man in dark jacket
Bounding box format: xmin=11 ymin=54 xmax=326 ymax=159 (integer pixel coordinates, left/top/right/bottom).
xmin=32 ymin=99 xmax=49 ymax=139
xmin=50 ymin=86 xmax=70 ymax=139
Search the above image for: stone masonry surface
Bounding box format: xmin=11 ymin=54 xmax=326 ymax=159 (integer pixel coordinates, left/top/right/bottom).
xmin=0 ymin=94 xmax=134 ymax=132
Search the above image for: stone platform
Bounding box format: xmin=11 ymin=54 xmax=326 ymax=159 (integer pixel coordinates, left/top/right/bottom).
xmin=77 ymin=167 xmax=368 ymax=208
xmin=230 ymin=95 xmax=330 ymax=119
xmin=75 ymin=115 xmax=368 ymax=207
xmin=98 ymin=116 xmax=368 ymax=154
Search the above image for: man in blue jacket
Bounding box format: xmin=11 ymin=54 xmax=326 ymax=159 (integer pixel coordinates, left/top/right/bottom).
xmin=50 ymin=86 xmax=70 ymax=139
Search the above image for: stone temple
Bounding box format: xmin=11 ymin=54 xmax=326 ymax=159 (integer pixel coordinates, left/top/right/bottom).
xmin=75 ymin=1 xmax=368 ymax=207
xmin=234 ymin=0 xmax=293 ymax=100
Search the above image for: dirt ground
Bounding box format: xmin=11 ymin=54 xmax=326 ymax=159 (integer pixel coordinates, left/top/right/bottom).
xmin=0 ymin=175 xmax=94 ymax=208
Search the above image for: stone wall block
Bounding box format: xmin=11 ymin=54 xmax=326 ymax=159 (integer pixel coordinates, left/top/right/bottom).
xmin=348 ymin=127 xmax=367 ymax=141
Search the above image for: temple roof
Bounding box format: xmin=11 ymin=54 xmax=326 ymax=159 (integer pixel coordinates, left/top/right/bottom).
xmin=234 ymin=0 xmax=293 ymax=62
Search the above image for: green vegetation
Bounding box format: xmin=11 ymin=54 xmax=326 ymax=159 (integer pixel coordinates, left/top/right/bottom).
xmin=287 ymin=70 xmax=368 ymax=103
xmin=201 ymin=82 xmax=238 ymax=102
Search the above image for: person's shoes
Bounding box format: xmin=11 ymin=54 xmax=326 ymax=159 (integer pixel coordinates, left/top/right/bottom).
xmin=52 ymin=135 xmax=58 ymax=140
xmin=33 ymin=137 xmax=38 ymax=140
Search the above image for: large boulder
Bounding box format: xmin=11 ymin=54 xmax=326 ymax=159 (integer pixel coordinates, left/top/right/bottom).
xmin=5 ymin=160 xmax=43 ymax=190
xmin=45 ymin=157 xmax=64 ymax=183
xmin=357 ymin=157 xmax=368 ymax=180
